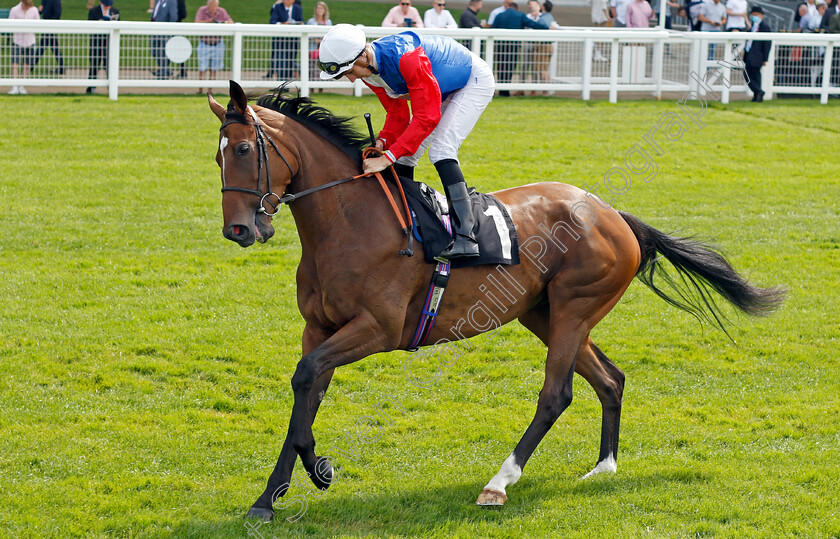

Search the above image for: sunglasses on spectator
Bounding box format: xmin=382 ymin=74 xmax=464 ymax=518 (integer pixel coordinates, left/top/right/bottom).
xmin=436 ymin=2 xmax=445 ymax=5
xmin=400 ymin=2 xmax=410 ymax=5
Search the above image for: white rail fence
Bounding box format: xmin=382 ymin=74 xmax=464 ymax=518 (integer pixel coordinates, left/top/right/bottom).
xmin=1 ymin=20 xmax=838 ymax=103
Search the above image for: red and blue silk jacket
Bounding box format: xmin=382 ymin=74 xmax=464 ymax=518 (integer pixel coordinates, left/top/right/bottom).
xmin=365 ymin=32 xmax=474 ymax=162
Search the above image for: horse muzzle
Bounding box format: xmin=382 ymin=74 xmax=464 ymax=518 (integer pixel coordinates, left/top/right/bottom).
xmin=224 ymin=223 xmax=257 ymax=247
xmin=223 ymin=212 xmax=275 ymax=247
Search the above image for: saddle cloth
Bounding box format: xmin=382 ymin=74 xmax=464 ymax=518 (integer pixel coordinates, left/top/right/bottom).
xmin=397 ymin=176 xmax=520 ymax=269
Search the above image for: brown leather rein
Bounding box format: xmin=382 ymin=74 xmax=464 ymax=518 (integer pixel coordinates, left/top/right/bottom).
xmin=220 ymin=108 xmax=415 ymax=257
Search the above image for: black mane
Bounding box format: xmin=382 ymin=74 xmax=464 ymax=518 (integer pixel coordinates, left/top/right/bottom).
xmin=254 ymin=85 xmax=369 ymax=164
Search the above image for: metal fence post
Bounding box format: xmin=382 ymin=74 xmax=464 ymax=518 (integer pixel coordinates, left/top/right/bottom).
xmin=609 ymin=38 xmax=619 ymax=103
xmin=232 ymin=30 xmax=243 ymax=83
xmin=582 ymin=37 xmax=592 ymax=101
xmin=721 ymin=39 xmax=732 ymax=104
xmin=300 ymin=34 xmax=310 ymax=97
xmin=820 ymin=41 xmax=834 ymax=105
xmin=763 ymin=42 xmax=774 ymax=100
xmin=654 ymin=34 xmax=665 ymax=100
xmin=471 ymin=35 xmax=481 ymax=56
xmin=108 ymin=28 xmax=120 ymax=101
xmin=485 ymin=36 xmax=495 ymax=78
xmin=689 ymin=36 xmax=700 ymax=94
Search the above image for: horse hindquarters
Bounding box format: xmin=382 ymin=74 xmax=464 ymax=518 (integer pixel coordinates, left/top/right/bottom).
xmin=476 ymin=189 xmax=640 ymax=506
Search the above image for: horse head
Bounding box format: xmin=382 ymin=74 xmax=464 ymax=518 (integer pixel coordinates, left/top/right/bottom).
xmin=209 ymin=81 xmax=298 ymax=247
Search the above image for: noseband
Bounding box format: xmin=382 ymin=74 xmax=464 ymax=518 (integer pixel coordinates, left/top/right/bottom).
xmin=220 ymin=106 xmax=294 ymax=216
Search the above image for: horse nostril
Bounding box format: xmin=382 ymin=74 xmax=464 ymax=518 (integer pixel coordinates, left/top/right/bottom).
xmin=228 ymin=224 xmax=249 ymax=240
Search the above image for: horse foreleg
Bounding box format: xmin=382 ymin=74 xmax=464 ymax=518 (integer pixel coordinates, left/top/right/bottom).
xmin=246 ymin=323 xmax=337 ymax=520
xmin=477 ymin=313 xmax=587 ymax=506
xmin=247 ymin=367 xmax=335 ymax=520
xmin=287 ymin=313 xmax=389 ymax=493
xmin=575 ymin=339 xmax=624 ymax=479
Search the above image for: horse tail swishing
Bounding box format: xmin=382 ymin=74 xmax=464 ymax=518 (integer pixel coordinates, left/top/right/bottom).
xmin=619 ymin=211 xmax=787 ymax=334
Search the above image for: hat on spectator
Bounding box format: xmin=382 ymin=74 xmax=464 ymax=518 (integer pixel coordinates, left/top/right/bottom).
xmin=101 ymin=0 xmax=113 ymax=5
xmin=318 ymin=24 xmax=368 ymax=80
xmin=749 ymin=5 xmax=763 ymax=13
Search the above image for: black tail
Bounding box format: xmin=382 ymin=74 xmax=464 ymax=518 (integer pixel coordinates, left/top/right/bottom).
xmin=619 ymin=211 xmax=786 ymax=337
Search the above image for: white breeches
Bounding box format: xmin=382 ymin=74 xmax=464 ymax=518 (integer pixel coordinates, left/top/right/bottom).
xmin=397 ymin=53 xmax=495 ymax=167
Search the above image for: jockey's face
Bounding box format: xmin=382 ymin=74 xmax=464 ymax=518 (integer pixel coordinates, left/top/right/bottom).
xmin=343 ymin=49 xmax=374 ymax=82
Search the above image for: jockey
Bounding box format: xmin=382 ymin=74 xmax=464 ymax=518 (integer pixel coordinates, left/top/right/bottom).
xmin=317 ymin=24 xmax=495 ymax=259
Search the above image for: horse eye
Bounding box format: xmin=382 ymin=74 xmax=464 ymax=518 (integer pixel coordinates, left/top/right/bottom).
xmin=236 ymin=143 xmax=250 ymax=157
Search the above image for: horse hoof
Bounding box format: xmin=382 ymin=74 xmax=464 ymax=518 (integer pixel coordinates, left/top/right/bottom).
xmin=476 ymin=488 xmax=507 ymax=506
xmin=311 ymin=456 xmax=333 ymax=491
xmin=246 ymin=506 xmax=274 ymax=521
xmin=582 ymin=455 xmax=617 ymax=479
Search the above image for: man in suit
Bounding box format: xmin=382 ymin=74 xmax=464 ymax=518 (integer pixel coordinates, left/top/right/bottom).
xmin=34 ymin=0 xmax=64 ymax=75
xmin=460 ymin=0 xmax=483 ymax=28
xmin=86 ymin=0 xmax=118 ymax=93
xmin=173 ymin=0 xmax=187 ymax=78
xmin=491 ymin=3 xmax=548 ymax=96
xmin=820 ymin=0 xmax=839 ymax=31
xmin=150 ymin=0 xmax=178 ymax=79
xmin=267 ymin=0 xmax=303 ymax=80
xmin=744 ymin=6 xmax=771 ymax=102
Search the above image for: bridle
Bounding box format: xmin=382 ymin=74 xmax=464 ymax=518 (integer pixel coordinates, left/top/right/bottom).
xmin=220 ymin=105 xmax=294 ymax=216
xmin=219 ymin=105 xmax=415 ymax=257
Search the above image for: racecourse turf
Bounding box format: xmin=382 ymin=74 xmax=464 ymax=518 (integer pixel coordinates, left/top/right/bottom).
xmin=0 ymin=93 xmax=838 ymax=538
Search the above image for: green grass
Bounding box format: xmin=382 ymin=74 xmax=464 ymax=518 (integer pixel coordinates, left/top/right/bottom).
xmin=0 ymin=94 xmax=838 ymax=538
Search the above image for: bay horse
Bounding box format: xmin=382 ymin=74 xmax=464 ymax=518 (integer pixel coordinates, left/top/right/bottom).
xmin=208 ymin=81 xmax=784 ymax=520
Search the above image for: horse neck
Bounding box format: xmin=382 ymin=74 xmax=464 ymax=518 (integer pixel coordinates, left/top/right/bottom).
xmin=273 ymin=121 xmax=372 ymax=248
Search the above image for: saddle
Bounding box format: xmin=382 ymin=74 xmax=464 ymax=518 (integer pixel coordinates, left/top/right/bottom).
xmin=397 ymin=177 xmax=521 ymax=269
xmin=397 ymin=176 xmax=520 ymax=349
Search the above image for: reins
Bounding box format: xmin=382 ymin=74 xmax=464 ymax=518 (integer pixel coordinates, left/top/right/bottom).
xmin=220 ymin=110 xmax=414 ymax=257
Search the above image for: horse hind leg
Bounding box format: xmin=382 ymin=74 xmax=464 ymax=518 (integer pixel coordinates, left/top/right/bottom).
xmin=515 ymin=309 xmax=624 ymax=477
xmin=476 ymin=304 xmax=587 ymax=506
xmin=576 ymin=339 xmax=625 ymax=479
xmin=475 ymin=308 xmax=624 ymax=506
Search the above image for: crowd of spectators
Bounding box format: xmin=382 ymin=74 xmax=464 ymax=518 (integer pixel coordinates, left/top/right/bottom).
xmin=779 ymin=0 xmax=840 ymax=92
xmin=6 ymin=0 xmax=840 ymax=97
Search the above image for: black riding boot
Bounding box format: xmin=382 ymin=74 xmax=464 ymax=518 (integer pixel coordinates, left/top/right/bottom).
xmin=435 ymin=159 xmax=479 ymax=259
xmin=392 ymin=163 xmax=414 ymax=181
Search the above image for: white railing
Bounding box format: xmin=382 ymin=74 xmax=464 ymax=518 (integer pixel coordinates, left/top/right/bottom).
xmin=1 ymin=19 xmax=838 ymax=103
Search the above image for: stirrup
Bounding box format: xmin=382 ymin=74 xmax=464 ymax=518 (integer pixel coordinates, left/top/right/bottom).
xmin=439 ymin=235 xmax=479 ymax=260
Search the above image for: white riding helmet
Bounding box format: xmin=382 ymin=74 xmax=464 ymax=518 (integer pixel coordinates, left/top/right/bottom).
xmin=318 ymin=24 xmax=367 ymax=80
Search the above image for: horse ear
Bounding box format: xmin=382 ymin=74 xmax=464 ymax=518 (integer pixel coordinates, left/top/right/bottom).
xmin=229 ymin=80 xmax=248 ymax=114
xmin=208 ymin=93 xmax=226 ymax=123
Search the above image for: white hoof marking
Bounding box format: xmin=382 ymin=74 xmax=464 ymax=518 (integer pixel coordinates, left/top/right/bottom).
xmin=484 ymin=454 xmax=522 ymax=495
xmin=582 ymin=453 xmax=617 ymax=479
